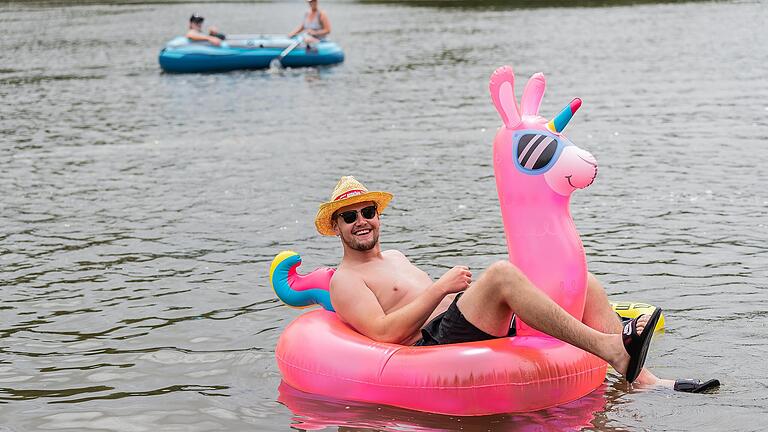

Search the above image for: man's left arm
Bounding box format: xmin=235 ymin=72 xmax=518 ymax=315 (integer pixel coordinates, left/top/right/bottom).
xmin=313 ymin=11 xmax=331 ymax=37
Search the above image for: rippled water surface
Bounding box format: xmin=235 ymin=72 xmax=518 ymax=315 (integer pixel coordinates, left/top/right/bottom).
xmin=2 ymin=0 xmax=767 ymax=430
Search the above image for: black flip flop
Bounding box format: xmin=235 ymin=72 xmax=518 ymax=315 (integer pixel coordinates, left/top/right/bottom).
xmin=674 ymin=378 xmax=720 ymax=393
xmin=622 ymin=307 xmax=663 ymax=383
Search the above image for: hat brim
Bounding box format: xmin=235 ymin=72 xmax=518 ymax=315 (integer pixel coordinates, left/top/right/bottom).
xmin=315 ymin=191 xmax=393 ymax=236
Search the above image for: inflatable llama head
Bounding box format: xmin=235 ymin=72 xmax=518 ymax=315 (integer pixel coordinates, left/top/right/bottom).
xmin=489 ymin=66 xmax=598 ymax=336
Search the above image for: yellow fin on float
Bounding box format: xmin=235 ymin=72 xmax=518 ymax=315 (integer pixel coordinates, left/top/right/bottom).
xmin=610 ymin=302 xmax=665 ymax=332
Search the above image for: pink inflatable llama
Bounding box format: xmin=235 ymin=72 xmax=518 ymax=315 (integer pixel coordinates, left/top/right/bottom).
xmin=490 ymin=66 xmax=598 ymax=337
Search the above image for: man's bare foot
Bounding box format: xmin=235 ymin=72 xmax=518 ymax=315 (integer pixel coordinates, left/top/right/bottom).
xmin=633 ymin=368 xmax=671 ymax=387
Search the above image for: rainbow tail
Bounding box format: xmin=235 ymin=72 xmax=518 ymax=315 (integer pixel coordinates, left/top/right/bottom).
xmin=269 ymin=251 xmax=335 ymax=311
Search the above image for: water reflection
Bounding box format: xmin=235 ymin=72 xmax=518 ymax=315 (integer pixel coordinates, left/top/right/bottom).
xmin=278 ymin=381 xmax=626 ymax=431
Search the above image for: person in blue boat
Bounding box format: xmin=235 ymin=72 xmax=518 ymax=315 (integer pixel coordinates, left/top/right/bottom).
xmin=318 ymin=176 xmax=720 ymax=393
xmin=186 ymin=13 xmax=226 ymax=46
xmin=288 ymin=0 xmax=332 ymax=44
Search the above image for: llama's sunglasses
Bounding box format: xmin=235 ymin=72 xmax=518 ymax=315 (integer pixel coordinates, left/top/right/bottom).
xmin=513 ymin=131 xmax=565 ymax=174
xmin=336 ymin=205 xmax=377 ymax=224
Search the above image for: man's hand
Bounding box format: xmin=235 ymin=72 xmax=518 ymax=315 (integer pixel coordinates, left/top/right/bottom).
xmin=436 ymin=266 xmax=472 ymax=294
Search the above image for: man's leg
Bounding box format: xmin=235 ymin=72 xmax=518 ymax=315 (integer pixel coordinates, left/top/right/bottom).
xmin=457 ymin=261 xmax=646 ymax=380
xmin=582 ymin=273 xmax=673 ymax=387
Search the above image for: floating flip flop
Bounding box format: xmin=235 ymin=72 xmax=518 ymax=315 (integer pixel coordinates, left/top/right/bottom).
xmin=622 ymin=307 xmax=663 ymax=383
xmin=674 ymin=378 xmax=721 ymax=393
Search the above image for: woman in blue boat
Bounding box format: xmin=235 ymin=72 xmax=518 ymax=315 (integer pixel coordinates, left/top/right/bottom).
xmin=288 ymin=0 xmax=332 ymax=44
xmin=186 ymin=13 xmax=225 ymax=46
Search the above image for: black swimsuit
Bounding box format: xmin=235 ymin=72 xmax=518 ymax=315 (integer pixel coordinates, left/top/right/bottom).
xmin=414 ymin=293 xmax=516 ymax=346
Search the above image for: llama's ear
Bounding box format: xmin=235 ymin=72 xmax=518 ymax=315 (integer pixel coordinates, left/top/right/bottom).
xmin=489 ymin=66 xmax=521 ymax=128
xmin=521 ymin=72 xmax=546 ymax=117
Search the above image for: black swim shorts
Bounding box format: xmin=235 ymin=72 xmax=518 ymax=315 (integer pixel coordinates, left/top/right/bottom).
xmin=414 ymin=293 xmax=516 ymax=346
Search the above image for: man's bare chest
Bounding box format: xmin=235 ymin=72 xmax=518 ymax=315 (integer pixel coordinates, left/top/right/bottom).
xmin=361 ymin=263 xmax=431 ymax=312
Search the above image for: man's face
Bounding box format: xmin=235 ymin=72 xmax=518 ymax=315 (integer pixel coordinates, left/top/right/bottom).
xmin=332 ymin=201 xmax=380 ymax=251
xmin=190 ymin=20 xmax=202 ymax=30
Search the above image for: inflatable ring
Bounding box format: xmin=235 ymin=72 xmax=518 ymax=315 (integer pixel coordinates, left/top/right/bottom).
xmin=272 ymin=251 xmax=608 ymax=415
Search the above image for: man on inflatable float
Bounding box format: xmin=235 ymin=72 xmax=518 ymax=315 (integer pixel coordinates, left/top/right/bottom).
xmin=272 ymin=66 xmax=718 ymax=415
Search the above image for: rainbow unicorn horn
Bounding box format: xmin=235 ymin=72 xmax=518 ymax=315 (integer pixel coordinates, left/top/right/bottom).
xmin=546 ymin=98 xmax=582 ymax=133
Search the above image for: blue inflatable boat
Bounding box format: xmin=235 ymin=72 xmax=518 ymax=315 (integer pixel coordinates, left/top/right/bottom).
xmin=158 ymin=35 xmax=345 ymax=73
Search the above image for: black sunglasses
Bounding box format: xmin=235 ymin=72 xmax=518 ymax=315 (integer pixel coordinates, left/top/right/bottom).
xmin=514 ymin=131 xmax=563 ymax=173
xmin=336 ymin=205 xmax=377 ymax=224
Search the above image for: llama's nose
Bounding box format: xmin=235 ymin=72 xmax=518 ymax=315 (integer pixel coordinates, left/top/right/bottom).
xmin=575 ymin=147 xmax=597 ymax=167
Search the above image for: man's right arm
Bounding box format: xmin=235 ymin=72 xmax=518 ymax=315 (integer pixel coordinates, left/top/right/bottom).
xmin=330 ymin=266 xmax=471 ymax=344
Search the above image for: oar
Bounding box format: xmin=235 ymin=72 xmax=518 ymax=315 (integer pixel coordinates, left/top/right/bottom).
xmin=270 ymin=36 xmax=303 ymax=69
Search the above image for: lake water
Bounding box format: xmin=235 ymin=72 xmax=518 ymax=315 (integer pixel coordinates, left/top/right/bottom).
xmin=1 ymin=0 xmax=767 ymax=430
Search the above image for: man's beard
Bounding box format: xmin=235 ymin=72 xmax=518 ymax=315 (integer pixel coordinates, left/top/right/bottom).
xmin=341 ymin=230 xmax=379 ymax=251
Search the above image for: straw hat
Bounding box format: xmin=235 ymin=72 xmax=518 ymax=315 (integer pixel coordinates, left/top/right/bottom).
xmin=315 ymin=176 xmax=393 ymax=236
